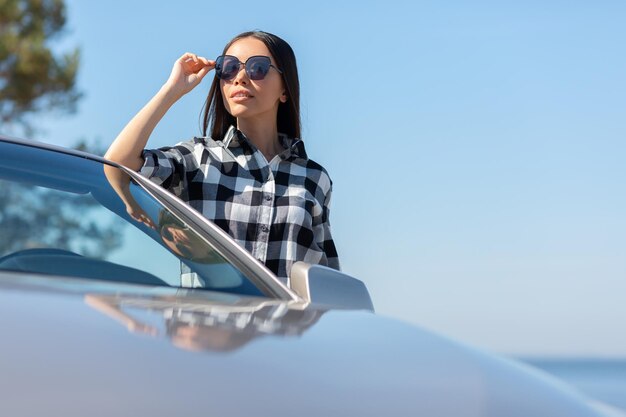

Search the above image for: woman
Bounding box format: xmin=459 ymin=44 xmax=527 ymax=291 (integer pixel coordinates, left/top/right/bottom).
xmin=105 ymin=31 xmax=339 ymax=284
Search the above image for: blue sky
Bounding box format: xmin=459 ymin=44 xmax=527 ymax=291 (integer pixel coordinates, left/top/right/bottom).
xmin=27 ymin=0 xmax=626 ymax=356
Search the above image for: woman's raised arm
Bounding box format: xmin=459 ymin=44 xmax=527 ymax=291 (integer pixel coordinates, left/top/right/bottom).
xmin=103 ymin=53 xmax=214 ymax=224
xmin=104 ymin=52 xmax=214 ymax=170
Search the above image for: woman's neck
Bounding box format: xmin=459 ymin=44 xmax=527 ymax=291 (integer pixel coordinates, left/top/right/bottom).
xmin=237 ymin=118 xmax=283 ymax=161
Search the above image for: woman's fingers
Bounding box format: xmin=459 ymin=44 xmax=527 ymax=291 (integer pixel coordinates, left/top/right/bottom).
xmin=180 ymin=52 xmax=198 ymax=61
xmin=127 ymin=206 xmax=156 ymax=229
xmin=196 ymin=65 xmax=211 ymax=81
xmin=199 ymin=57 xmax=216 ymax=74
xmin=180 ymin=53 xmax=197 ymax=69
xmin=195 ymin=59 xmax=216 ymax=80
xmin=165 ymin=53 xmax=216 ymax=96
xmin=180 ymin=53 xmax=214 ymax=72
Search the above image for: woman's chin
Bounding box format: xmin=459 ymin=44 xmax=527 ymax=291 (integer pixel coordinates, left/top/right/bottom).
xmin=227 ymin=105 xmax=255 ymax=119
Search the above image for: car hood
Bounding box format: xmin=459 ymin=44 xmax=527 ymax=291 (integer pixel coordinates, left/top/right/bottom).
xmin=0 ymin=272 xmax=607 ymax=417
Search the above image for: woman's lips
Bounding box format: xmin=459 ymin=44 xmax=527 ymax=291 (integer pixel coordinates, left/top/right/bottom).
xmin=230 ymin=90 xmax=254 ymax=103
xmin=231 ymin=95 xmax=253 ymax=103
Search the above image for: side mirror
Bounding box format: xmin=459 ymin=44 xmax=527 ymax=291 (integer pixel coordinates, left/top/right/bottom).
xmin=290 ymin=262 xmax=375 ymax=312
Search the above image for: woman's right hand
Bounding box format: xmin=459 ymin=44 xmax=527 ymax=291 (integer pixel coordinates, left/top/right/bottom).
xmin=164 ymin=52 xmax=215 ymax=98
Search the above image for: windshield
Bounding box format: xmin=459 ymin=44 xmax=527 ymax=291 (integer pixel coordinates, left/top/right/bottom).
xmin=0 ymin=141 xmax=264 ymax=297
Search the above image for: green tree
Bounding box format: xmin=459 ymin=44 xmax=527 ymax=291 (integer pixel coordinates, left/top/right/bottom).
xmin=0 ymin=1 xmax=125 ymax=259
xmin=0 ymin=0 xmax=81 ymax=135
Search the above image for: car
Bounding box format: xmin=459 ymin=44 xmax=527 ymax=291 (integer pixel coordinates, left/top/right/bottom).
xmin=0 ymin=135 xmax=623 ymax=417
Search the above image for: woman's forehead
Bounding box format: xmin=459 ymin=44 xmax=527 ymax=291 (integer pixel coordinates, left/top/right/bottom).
xmin=225 ymin=37 xmax=273 ymax=61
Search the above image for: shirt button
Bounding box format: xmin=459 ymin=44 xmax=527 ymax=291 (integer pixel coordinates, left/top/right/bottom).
xmin=264 ymin=195 xmax=272 ymax=201
xmin=261 ymin=225 xmax=269 ymax=233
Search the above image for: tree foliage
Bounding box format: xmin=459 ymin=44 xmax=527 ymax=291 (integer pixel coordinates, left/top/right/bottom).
xmin=0 ymin=1 xmax=125 ymax=260
xmin=0 ymin=180 xmax=124 ymax=258
xmin=0 ymin=0 xmax=81 ymax=134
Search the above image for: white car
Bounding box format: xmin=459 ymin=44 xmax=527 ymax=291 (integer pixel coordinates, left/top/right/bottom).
xmin=0 ymin=135 xmax=622 ymax=417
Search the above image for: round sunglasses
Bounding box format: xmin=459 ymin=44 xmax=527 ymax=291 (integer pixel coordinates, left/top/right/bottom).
xmin=215 ymin=55 xmax=283 ymax=81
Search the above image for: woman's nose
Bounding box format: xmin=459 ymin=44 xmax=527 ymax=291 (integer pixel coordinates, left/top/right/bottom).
xmin=232 ymin=64 xmax=248 ymax=84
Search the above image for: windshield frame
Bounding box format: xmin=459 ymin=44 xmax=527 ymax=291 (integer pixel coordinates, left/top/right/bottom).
xmin=0 ymin=135 xmax=302 ymax=302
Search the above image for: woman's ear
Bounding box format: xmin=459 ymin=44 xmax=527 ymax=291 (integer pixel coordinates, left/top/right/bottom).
xmin=280 ymin=92 xmax=288 ymax=103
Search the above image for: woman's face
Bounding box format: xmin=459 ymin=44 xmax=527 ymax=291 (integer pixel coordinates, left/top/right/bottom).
xmin=220 ymin=37 xmax=285 ymax=124
xmin=161 ymin=225 xmax=221 ymax=263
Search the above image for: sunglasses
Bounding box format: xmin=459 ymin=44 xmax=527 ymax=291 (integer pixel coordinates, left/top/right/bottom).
xmin=215 ymin=55 xmax=283 ymax=81
xmin=161 ymin=225 xmax=194 ymax=258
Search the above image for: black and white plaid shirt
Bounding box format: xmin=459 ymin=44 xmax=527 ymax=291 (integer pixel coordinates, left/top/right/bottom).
xmin=140 ymin=125 xmax=340 ymax=284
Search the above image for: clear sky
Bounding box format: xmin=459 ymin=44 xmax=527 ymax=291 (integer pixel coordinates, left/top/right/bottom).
xmin=25 ymin=0 xmax=626 ymax=357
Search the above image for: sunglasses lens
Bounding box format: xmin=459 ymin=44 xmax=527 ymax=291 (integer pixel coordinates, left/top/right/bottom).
xmin=216 ymin=56 xmax=240 ymax=80
xmin=161 ymin=227 xmax=173 ymax=241
xmin=246 ymin=56 xmax=271 ymax=80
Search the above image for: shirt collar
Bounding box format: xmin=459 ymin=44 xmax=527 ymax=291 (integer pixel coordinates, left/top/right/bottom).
xmin=221 ymin=125 xmax=308 ymax=160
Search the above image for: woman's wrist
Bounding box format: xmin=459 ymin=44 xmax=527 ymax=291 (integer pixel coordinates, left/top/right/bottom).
xmin=158 ymin=82 xmax=185 ymax=105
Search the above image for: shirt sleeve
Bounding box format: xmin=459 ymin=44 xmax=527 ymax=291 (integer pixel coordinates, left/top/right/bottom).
xmin=315 ymin=184 xmax=341 ymax=271
xmin=139 ymin=139 xmax=199 ymax=200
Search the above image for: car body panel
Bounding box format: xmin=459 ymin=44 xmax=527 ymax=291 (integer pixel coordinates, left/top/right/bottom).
xmin=0 ymin=271 xmax=606 ymax=417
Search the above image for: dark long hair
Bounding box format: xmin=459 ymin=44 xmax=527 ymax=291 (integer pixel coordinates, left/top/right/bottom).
xmin=201 ymin=31 xmax=301 ymax=140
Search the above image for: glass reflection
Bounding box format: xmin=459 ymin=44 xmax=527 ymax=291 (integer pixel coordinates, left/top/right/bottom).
xmin=0 ymin=142 xmax=263 ymax=296
xmin=84 ymin=293 xmax=325 ymax=352
xmin=157 ymin=212 xmax=224 ymax=264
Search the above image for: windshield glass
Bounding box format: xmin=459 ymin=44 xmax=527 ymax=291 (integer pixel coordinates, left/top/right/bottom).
xmin=0 ymin=141 xmax=264 ymax=297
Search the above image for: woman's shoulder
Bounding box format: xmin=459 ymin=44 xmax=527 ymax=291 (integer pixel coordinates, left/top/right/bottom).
xmin=184 ymin=136 xmax=221 ymax=148
xmin=282 ymin=137 xmax=332 ymax=180
xmin=304 ymin=158 xmax=332 ymax=180
xmin=296 ymin=156 xmax=334 ymax=196
xmin=143 ymin=136 xmax=222 ymax=167
xmin=153 ymin=136 xmax=222 ymax=155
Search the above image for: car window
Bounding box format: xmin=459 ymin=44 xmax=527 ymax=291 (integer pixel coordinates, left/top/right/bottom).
xmin=0 ymin=143 xmax=264 ymax=297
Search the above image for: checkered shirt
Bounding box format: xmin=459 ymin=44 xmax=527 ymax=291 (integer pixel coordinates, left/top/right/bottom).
xmin=140 ymin=126 xmax=340 ymax=284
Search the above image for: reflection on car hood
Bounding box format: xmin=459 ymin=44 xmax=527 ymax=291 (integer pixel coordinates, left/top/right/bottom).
xmin=0 ymin=272 xmax=605 ymax=417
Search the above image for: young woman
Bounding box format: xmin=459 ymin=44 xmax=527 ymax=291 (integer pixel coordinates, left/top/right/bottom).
xmin=105 ymin=31 xmax=339 ymax=284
